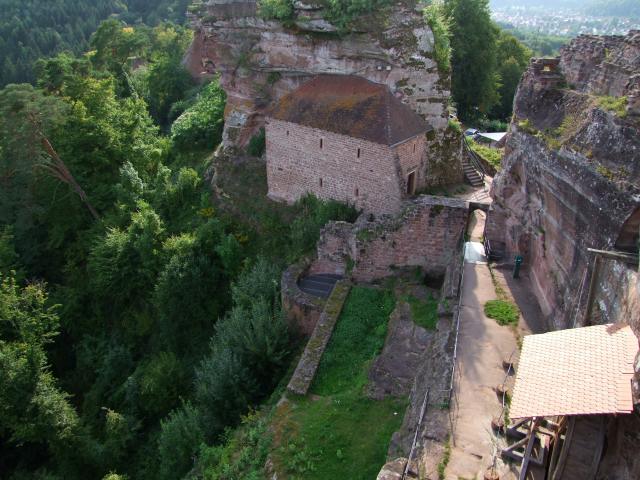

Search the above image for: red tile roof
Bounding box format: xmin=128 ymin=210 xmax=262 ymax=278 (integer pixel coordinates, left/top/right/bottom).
xmin=268 ymin=75 xmax=430 ymax=146
xmin=510 ymin=324 xmax=638 ymax=419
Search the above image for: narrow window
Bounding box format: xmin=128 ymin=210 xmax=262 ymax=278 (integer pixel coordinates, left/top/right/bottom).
xmin=319 ymin=178 xmax=323 ymax=187
xmin=286 ymin=130 xmax=289 ymax=136
xmin=407 ymin=171 xmax=416 ymax=195
xmin=357 ymin=148 xmax=361 ymax=158
xmin=320 ymin=138 xmax=323 ymax=149
xmin=413 ymin=143 xmax=416 ymax=153
xmin=355 ymin=188 xmax=359 ymax=197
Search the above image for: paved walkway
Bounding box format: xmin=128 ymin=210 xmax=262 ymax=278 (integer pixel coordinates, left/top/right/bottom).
xmin=445 ymin=246 xmax=519 ymax=479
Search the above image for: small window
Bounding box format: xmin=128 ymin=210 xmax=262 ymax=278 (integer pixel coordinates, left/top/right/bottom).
xmin=413 ymin=143 xmax=416 ymax=153
xmin=319 ymin=178 xmax=323 ymax=187
xmin=355 ymin=188 xmax=359 ymax=197
xmin=320 ymin=138 xmax=323 ymax=149
xmin=286 ymin=130 xmax=290 ymax=136
xmin=357 ymin=148 xmax=361 ymax=158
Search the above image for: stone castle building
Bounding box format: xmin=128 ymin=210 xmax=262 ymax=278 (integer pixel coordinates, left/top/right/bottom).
xmin=265 ymin=75 xmax=431 ymax=214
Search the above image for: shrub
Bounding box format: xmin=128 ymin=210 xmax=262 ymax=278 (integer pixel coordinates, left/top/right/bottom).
xmin=247 ymin=128 xmax=266 ymax=157
xmin=424 ymin=2 xmax=451 ymax=73
xmin=258 ymin=0 xmax=294 ymax=19
xmin=468 ymin=138 xmax=503 ymax=171
xmin=170 ymin=79 xmax=226 ymax=150
xmin=484 ymin=299 xmax=519 ymax=326
xmin=288 ymin=194 xmax=359 ymax=260
xmin=447 ymin=118 xmax=462 ymax=133
xmin=157 ymin=402 xmax=205 ymax=480
xmin=596 ymin=95 xmax=627 ymax=118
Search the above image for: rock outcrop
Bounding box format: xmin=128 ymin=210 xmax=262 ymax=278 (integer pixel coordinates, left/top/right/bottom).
xmin=487 ymin=31 xmax=640 ymax=332
xmin=487 ymin=31 xmax=640 ymax=479
xmin=185 ymin=0 xmax=463 ymax=186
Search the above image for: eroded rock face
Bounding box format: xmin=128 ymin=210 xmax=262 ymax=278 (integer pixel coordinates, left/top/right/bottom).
xmin=487 ymin=32 xmax=640 ymax=478
xmin=185 ymin=0 xmax=462 ymax=185
xmin=488 ymin=32 xmax=640 ymax=334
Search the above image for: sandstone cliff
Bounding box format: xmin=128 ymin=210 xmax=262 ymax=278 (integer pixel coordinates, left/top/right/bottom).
xmin=185 ymin=0 xmax=463 ymax=186
xmin=488 ymin=32 xmax=640 ymax=332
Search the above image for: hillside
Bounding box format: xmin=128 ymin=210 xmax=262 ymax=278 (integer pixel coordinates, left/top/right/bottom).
xmin=0 ymin=0 xmax=191 ymax=86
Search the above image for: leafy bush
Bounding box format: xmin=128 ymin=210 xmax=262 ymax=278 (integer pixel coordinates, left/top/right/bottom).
xmin=231 ymin=257 xmax=281 ymax=309
xmin=258 ymin=0 xmax=294 ymax=20
xmin=424 ymin=2 xmax=451 ymax=73
xmin=157 ymin=402 xmax=205 ymax=480
xmin=484 ymin=299 xmax=519 ymax=326
xmin=288 ymin=194 xmax=359 ymax=261
xmin=247 ymin=128 xmax=266 ymax=157
xmin=447 ymin=118 xmax=462 ymax=133
xmin=195 ymin=299 xmax=290 ymax=437
xmin=170 ymin=80 xmax=226 ymax=150
xmin=468 ymin=138 xmax=503 ymax=171
xmin=596 ymin=95 xmax=627 ymax=118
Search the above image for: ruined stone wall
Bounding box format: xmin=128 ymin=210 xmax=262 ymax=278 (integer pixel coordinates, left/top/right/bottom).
xmin=281 ymin=259 xmax=325 ymax=336
xmin=266 ymin=118 xmax=406 ymax=214
xmin=312 ymin=196 xmax=468 ymax=282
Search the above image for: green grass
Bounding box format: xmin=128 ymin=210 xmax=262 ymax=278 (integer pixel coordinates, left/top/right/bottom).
xmin=312 ymin=286 xmax=395 ymax=395
xmin=270 ymin=286 xmax=403 ymax=480
xmin=484 ymin=299 xmax=520 ymax=326
xmin=276 ymin=393 xmax=405 ymax=480
xmin=404 ymin=293 xmax=438 ymax=330
xmin=437 ymin=436 xmax=451 ymax=479
xmin=468 ymin=139 xmax=503 ymax=171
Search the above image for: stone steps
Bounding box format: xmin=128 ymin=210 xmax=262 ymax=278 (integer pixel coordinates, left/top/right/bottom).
xmin=462 ymin=160 xmax=484 ymax=187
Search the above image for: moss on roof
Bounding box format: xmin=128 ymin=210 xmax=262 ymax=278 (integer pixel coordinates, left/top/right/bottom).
xmin=269 ymin=75 xmax=430 ymax=146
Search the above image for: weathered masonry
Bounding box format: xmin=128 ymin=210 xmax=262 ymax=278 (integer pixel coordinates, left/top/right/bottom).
xmin=265 ymin=75 xmax=431 ymax=215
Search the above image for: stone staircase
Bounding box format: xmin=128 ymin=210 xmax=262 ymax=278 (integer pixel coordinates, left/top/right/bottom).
xmin=462 ymin=137 xmax=486 ymax=187
xmin=462 ymin=156 xmax=484 ymax=187
xmin=298 ymin=273 xmax=342 ymax=298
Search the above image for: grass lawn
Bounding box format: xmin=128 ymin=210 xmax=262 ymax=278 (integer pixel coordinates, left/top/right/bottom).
xmin=484 ymin=299 xmax=520 ymax=326
xmin=271 ymin=286 xmax=405 ymax=480
xmin=403 ymin=293 xmax=438 ymax=330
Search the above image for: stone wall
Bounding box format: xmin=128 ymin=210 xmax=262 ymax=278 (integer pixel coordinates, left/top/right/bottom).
xmin=281 ymin=259 xmax=326 ymax=336
xmin=312 ymin=195 xmax=469 ymax=282
xmin=266 ymin=118 xmax=429 ymax=214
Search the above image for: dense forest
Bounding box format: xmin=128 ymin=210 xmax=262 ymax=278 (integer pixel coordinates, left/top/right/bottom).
xmin=0 ymin=0 xmax=192 ymax=86
xmin=0 ymin=15 xmax=358 ymax=480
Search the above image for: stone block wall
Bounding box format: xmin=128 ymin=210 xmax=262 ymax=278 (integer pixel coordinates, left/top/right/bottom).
xmin=352 ymin=197 xmax=468 ymax=282
xmin=311 ymin=196 xmax=469 ymax=282
xmin=281 ymin=259 xmax=326 ymax=336
xmin=266 ymin=118 xmax=411 ymax=214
